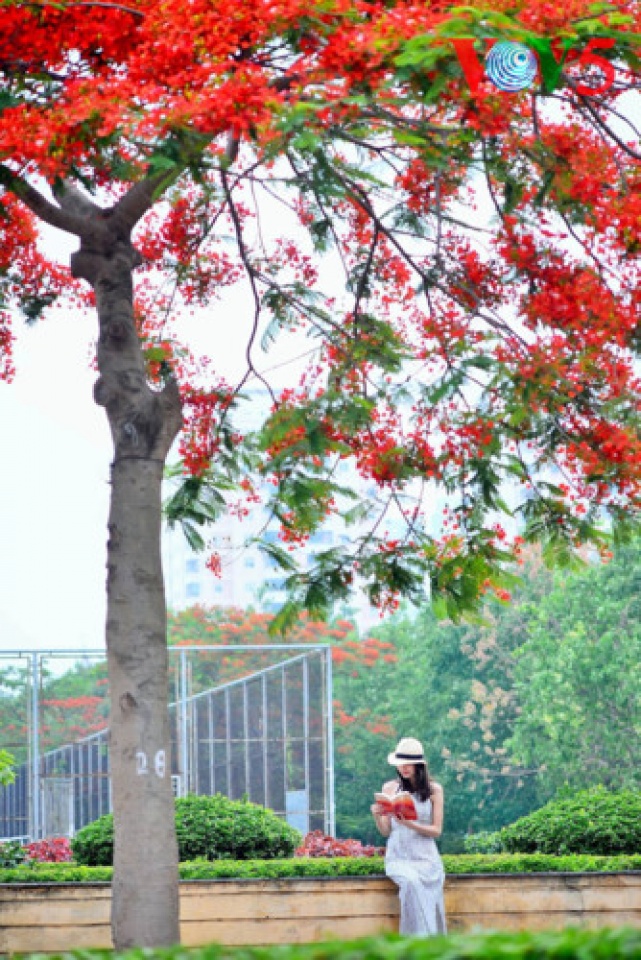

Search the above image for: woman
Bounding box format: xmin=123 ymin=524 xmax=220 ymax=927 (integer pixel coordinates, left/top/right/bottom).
xmin=371 ymin=736 xmax=446 ymax=936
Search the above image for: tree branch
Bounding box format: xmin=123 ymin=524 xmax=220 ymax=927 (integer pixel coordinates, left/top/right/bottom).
xmin=53 ymin=180 xmax=102 ymax=217
xmin=11 ymin=0 xmax=144 ymax=16
xmin=220 ymin=168 xmax=276 ymax=405
xmin=112 ymin=171 xmax=177 ymax=233
xmin=0 ymin=165 xmax=88 ymax=235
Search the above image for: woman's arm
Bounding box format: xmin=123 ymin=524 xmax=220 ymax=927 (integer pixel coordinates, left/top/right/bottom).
xmin=397 ymin=782 xmax=444 ymax=839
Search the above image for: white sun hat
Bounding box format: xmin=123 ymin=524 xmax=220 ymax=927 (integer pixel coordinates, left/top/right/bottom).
xmin=387 ymin=737 xmax=426 ymax=766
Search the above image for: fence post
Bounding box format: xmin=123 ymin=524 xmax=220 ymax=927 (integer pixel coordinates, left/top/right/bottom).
xmin=326 ymin=645 xmax=335 ymax=837
xmin=30 ymin=652 xmax=40 ymax=841
xmin=179 ymin=647 xmax=189 ymax=794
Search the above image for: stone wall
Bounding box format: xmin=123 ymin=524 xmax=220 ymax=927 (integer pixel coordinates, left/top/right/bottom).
xmin=2 ymin=873 xmax=640 ymax=954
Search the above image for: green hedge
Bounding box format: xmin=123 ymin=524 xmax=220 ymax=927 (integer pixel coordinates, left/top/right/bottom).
xmin=499 ymin=789 xmax=641 ymax=855
xmin=72 ymin=794 xmax=301 ymax=866
xmin=13 ymin=928 xmax=641 ymax=960
xmin=466 ymin=788 xmax=641 ymax=856
xmin=3 ymin=852 xmax=641 ymax=883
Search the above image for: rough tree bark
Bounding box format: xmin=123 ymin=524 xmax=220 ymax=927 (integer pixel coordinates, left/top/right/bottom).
xmin=57 ymin=182 xmax=183 ymax=948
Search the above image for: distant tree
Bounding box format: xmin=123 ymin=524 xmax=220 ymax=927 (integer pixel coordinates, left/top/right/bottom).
xmin=509 ymin=540 xmax=641 ymax=792
xmin=433 ymin=550 xmax=555 ymax=837
xmin=166 ymin=605 xmax=356 ymax=690
xmin=0 ymin=666 xmax=29 ymax=765
xmin=0 ymin=660 xmax=109 ymax=765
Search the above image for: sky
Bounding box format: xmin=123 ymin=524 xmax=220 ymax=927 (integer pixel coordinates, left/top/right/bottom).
xmin=0 ymin=307 xmax=112 ymax=654
xmin=0 ymin=230 xmax=312 ymax=658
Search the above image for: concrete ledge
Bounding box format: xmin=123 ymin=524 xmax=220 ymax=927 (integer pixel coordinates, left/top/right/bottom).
xmin=2 ymin=873 xmax=641 ymax=953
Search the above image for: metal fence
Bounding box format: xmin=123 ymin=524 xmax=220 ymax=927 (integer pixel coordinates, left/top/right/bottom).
xmin=0 ymin=645 xmax=334 ymax=841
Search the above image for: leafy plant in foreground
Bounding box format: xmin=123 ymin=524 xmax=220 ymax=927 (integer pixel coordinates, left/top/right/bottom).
xmin=8 ymin=928 xmax=641 ymax=960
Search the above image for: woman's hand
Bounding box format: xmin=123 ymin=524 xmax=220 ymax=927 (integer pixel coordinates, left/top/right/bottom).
xmin=371 ymin=802 xmax=392 ymax=837
xmin=394 ymin=812 xmax=416 ymax=828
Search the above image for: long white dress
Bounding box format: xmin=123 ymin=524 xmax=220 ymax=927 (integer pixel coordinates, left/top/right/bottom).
xmin=384 ymin=795 xmax=447 ymax=936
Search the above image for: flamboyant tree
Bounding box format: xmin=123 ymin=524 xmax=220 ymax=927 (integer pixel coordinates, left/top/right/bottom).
xmin=1 ymin=0 xmax=640 ymax=947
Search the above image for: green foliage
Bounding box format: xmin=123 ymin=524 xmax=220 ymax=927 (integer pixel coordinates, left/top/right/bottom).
xmin=175 ymin=793 xmax=301 ymax=861
xmin=498 ymin=788 xmax=641 ymax=855
xmin=0 ymin=862 xmax=114 ymax=883
xmin=332 ymin=558 xmax=552 ymax=846
xmin=334 ymin=541 xmax=641 ymax=847
xmin=0 ymin=840 xmax=26 ymax=867
xmin=508 ymin=540 xmax=641 ymax=792
xmin=4 ymin=852 xmax=641 ymax=883
xmin=0 ymin=658 xmax=109 ymax=766
xmin=0 ymin=747 xmax=15 ymax=786
xmin=463 ymin=831 xmax=504 ymax=854
xmin=72 ymin=794 xmax=301 ymax=866
xmin=71 ymin=813 xmax=116 ymax=866
xmin=6 ymin=928 xmax=641 ymax=960
xmin=178 ymin=855 xmax=386 ymax=879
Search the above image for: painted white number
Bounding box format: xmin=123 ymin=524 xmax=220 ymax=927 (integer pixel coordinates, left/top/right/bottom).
xmin=154 ymin=750 xmax=166 ymax=778
xmin=135 ymin=750 xmax=148 ymax=775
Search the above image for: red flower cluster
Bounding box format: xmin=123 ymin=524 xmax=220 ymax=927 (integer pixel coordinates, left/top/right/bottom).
xmin=295 ymin=830 xmax=383 ymax=858
xmin=25 ymin=837 xmax=73 ymax=863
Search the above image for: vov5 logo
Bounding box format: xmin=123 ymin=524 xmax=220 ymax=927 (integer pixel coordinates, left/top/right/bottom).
xmin=451 ymin=36 xmax=617 ymax=96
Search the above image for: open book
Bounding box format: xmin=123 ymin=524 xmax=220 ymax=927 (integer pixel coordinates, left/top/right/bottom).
xmin=374 ymin=791 xmax=417 ymax=820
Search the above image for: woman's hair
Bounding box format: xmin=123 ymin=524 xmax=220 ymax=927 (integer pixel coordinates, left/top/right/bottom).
xmin=397 ymin=763 xmax=431 ymax=802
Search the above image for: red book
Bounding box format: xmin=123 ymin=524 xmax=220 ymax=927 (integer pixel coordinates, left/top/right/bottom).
xmin=374 ymin=791 xmax=417 ymax=820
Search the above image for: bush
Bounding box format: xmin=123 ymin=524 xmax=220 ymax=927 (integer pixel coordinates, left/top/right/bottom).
xmin=71 ymin=814 xmax=115 ymax=866
xmin=72 ymin=793 xmax=301 ymax=866
xmin=175 ymin=793 xmax=301 ymax=861
xmin=498 ymin=787 xmax=641 ymax=855
xmin=0 ymin=840 xmax=26 ymax=868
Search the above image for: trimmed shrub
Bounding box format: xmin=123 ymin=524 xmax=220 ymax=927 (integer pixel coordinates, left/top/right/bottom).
xmin=4 ymin=851 xmax=641 ymax=883
xmin=71 ymin=814 xmax=115 ymax=866
xmin=175 ymin=793 xmax=300 ymax=861
xmin=72 ymin=793 xmax=301 ymax=866
xmin=498 ymin=787 xmax=641 ymax=855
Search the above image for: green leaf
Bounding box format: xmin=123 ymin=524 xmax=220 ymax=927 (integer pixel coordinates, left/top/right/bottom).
xmin=268 ymin=599 xmax=303 ymax=635
xmin=292 ymin=130 xmax=322 ymax=152
xmin=257 ymin=539 xmax=299 ymax=573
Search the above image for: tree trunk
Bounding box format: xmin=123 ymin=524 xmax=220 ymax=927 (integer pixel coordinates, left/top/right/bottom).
xmin=71 ymin=223 xmax=183 ymax=948
xmin=107 ymin=457 xmax=180 ymax=948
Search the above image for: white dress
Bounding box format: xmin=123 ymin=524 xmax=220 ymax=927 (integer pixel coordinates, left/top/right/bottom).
xmin=384 ymin=795 xmax=447 ymax=936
